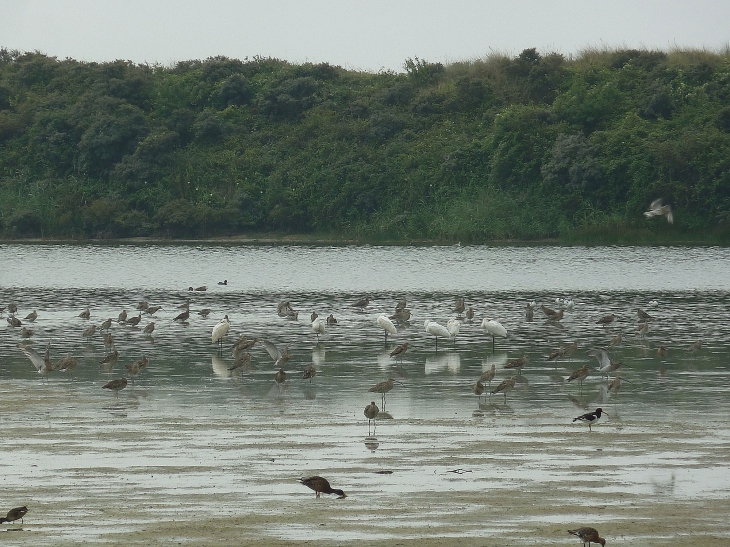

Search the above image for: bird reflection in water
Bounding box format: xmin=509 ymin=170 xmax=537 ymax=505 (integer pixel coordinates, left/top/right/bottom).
xmin=424 ymin=352 xmax=461 ymax=375
xmin=364 ymin=437 xmax=379 ymax=451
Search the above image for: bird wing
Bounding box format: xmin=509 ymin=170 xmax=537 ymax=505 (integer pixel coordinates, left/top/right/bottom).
xmin=20 ymin=346 xmax=45 ymax=371
xmin=261 ymin=340 xmax=282 ymax=361
xmin=587 ymin=348 xmax=611 ymax=369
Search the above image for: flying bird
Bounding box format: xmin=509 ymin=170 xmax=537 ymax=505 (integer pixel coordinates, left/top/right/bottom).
xmin=644 ymin=198 xmax=673 ymax=224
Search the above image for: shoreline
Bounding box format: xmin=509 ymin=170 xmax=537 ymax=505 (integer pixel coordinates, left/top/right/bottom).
xmin=0 ymin=233 xmax=726 ymax=247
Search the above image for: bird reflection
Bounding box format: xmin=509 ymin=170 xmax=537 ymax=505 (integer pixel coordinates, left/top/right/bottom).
xmin=482 ymin=352 xmax=507 ymax=369
xmin=651 ymin=472 xmax=676 ymax=496
xmin=567 ymin=394 xmax=591 ymax=410
xmin=364 ymin=437 xmax=380 ymax=451
xmin=303 ymin=387 xmax=316 ymax=400
xmin=211 ymin=354 xmax=231 ymax=378
xmin=424 ymin=352 xmax=461 ymax=374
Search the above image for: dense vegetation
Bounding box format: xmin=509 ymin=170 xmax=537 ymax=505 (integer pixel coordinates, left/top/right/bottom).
xmin=1 ymin=46 xmax=730 ymax=242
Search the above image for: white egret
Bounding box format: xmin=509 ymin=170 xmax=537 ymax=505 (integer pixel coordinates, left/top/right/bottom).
xmin=424 ymin=320 xmax=451 ymax=350
xmin=376 ymin=314 xmax=397 ymax=343
xmin=311 ymin=315 xmax=326 ymax=343
xmin=481 ymin=318 xmax=507 ymax=351
xmin=211 ymin=315 xmax=230 ymax=349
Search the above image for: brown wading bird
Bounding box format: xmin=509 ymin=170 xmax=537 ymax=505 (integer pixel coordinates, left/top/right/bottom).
xmin=117 ymin=309 xmax=127 ymax=323
xmin=568 ymin=526 xmax=606 ymax=546
xmin=364 ymin=401 xmax=379 ymax=435
xmin=0 ymin=505 xmax=28 ymax=524
xmin=491 ymin=376 xmax=516 ymax=403
xmin=466 ymin=307 xmax=475 ymax=322
xmin=478 ymin=364 xmax=496 ymax=387
xmin=100 ymin=318 xmax=112 ymax=331
xmin=567 ymin=365 xmax=590 ymax=386
xmin=299 ymin=476 xmax=346 ymax=499
xmin=540 ymin=304 xmax=558 ymax=318
xmin=126 ymin=312 xmax=142 ymax=327
xmin=173 ymin=307 xmax=190 ymax=322
xmin=353 ymin=296 xmax=369 ymax=309
xmin=472 ymin=380 xmax=485 ymax=403
xmin=274 ymin=368 xmax=287 ymax=391
xmin=82 ymin=324 xmax=97 ymax=339
xmin=369 ymin=378 xmax=401 ymax=409
xmin=302 ymin=364 xmax=317 ymax=383
xmin=7 ymin=316 xmax=21 ymax=327
xmin=453 ymin=297 xmax=465 ymax=316
xmin=143 ymin=322 xmax=155 ymax=334
xmin=79 ymin=308 xmax=91 ymax=319
xmin=389 ymin=341 xmax=409 ymax=360
xmin=102 ymin=377 xmax=128 ymax=397
xmin=636 ymin=308 xmax=653 ymax=321
xmin=504 ymin=355 xmax=529 ymax=374
xmin=525 ymin=303 xmax=534 ymax=321
xmin=596 ymin=313 xmax=616 ymax=326
xmin=326 ymin=314 xmax=337 ymax=325
xmin=24 ymin=310 xmax=37 ymax=322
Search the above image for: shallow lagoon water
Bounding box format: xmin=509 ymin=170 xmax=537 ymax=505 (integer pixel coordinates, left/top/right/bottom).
xmin=1 ymin=244 xmax=729 ymax=546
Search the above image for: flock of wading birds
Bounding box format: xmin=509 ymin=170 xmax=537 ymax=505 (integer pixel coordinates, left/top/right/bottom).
xmin=2 ymin=287 xmax=699 ymax=546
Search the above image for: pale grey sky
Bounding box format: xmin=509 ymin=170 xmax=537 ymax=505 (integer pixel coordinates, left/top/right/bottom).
xmin=1 ymin=0 xmax=728 ymax=72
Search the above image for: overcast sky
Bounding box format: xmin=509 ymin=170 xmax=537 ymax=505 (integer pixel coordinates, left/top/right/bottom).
xmin=1 ymin=0 xmax=729 ymax=72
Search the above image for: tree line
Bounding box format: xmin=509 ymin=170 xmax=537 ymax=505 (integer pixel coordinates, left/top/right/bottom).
xmin=1 ymin=46 xmax=729 ymax=242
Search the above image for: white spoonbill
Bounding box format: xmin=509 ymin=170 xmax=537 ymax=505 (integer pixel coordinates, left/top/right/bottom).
xmin=424 ymin=320 xmax=451 ymax=350
xmin=376 ymin=314 xmax=397 ymax=343
xmin=481 ymin=318 xmax=507 ymax=351
xmin=211 ymin=315 xmax=230 ymax=349
xmin=311 ymin=315 xmax=326 ymax=342
xmin=446 ymin=318 xmax=461 ymax=344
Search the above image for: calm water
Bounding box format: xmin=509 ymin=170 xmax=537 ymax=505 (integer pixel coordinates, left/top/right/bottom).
xmin=1 ymin=244 xmax=729 ymax=544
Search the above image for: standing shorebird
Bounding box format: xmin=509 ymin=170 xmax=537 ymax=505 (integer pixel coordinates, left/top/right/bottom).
xmin=100 ymin=318 xmax=112 ymax=331
xmin=102 ymin=377 xmax=128 ymax=397
xmin=465 ymin=307 xmax=475 ymax=322
xmin=568 ymin=527 xmax=606 ymax=546
xmin=472 ymin=380 xmax=486 ymax=403
xmin=0 ymin=505 xmax=28 ymax=524
xmin=364 ymin=401 xmax=379 ymax=435
xmin=504 ymin=355 xmax=529 ymax=375
xmin=596 ymin=314 xmax=616 ymax=327
xmin=567 ymin=365 xmax=590 ymax=387
xmin=117 ymin=309 xmax=127 ymax=323
xmin=389 ymin=341 xmax=409 ymax=361
xmin=369 ymin=378 xmax=400 ymax=409
xmin=644 ymin=197 xmax=673 ymax=224
xmin=478 ymin=363 xmax=496 ymax=387
xmin=274 ymin=368 xmax=287 ymax=391
xmin=637 ymin=321 xmax=649 ymax=338
xmin=608 ymin=333 xmax=622 ymax=347
xmin=353 ymin=296 xmax=369 ymax=310
xmin=173 ymin=307 xmax=190 ymax=322
xmin=143 ymin=322 xmax=155 ymax=335
xmin=376 ymin=314 xmax=397 ymax=343
xmin=311 ymin=315 xmax=326 ymax=343
xmin=525 ymin=303 xmax=534 ymax=321
xmin=299 ymin=476 xmax=346 ymax=499
xmin=490 ymin=376 xmax=516 ymax=403
xmin=233 ymin=336 xmax=259 ymax=357
xmin=302 ymin=364 xmax=317 ymax=382
xmin=446 ymin=318 xmax=461 ymax=344
xmin=453 ymin=297 xmax=465 ymax=316
xmin=573 ymin=408 xmax=607 ymax=432
xmin=657 ymin=345 xmax=668 ymax=358
xmin=424 ymin=320 xmax=451 ymax=350
xmin=228 ymin=352 xmax=251 ymax=373
xmin=687 ymin=340 xmax=702 ymax=354
xmin=20 ymin=344 xmax=54 ymax=376
xmin=79 ymin=308 xmax=91 ymax=319
xmin=481 ymin=318 xmax=507 ymax=352
xmin=82 ymin=324 xmax=97 ymax=339
xmin=99 ymin=349 xmax=119 ymax=368
xmin=326 ymin=314 xmax=337 ymax=325
xmin=211 ymin=315 xmax=230 ymax=349
xmin=126 ymin=313 xmax=142 ymax=327
xmin=24 ymin=310 xmax=37 ymax=322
